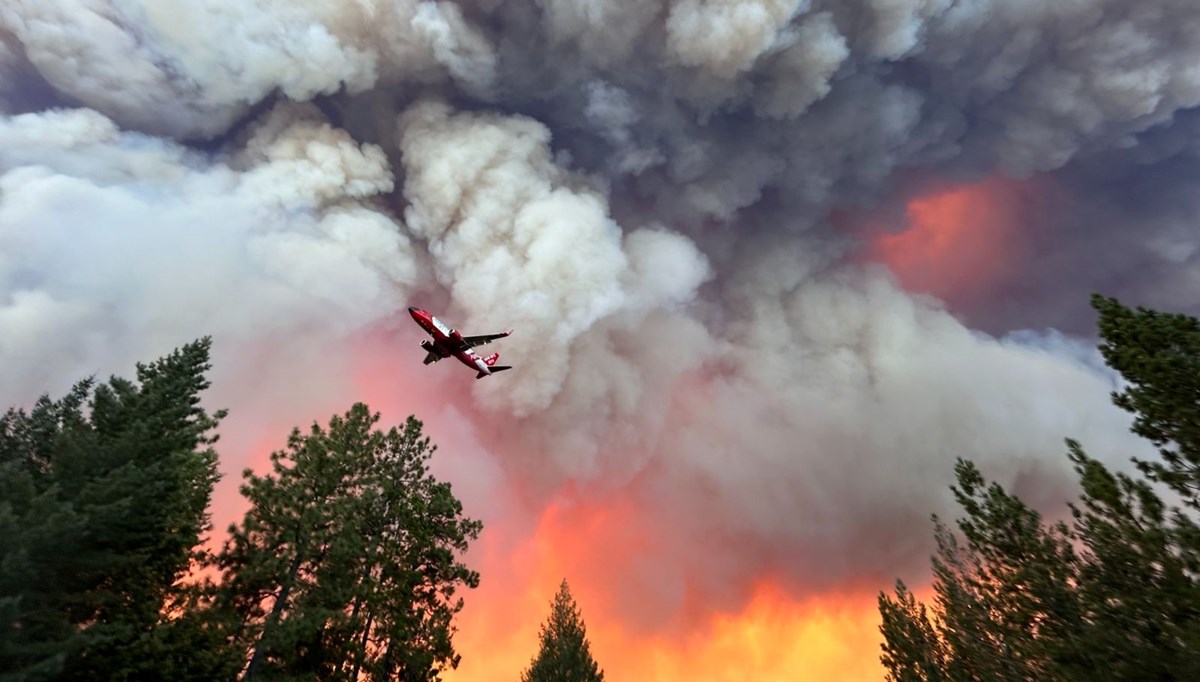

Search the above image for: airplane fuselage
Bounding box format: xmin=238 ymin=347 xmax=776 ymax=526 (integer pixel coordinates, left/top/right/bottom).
xmin=408 ymin=307 xmax=502 ymax=377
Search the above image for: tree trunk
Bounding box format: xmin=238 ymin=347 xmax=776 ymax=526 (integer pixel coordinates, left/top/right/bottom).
xmin=351 ymin=610 xmax=376 ymax=680
xmin=244 ymin=550 xmax=304 ymax=679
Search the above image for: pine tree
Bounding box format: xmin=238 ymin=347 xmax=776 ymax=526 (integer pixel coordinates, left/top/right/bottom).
xmin=878 ymin=459 xmax=1089 ymax=681
xmin=877 ymin=580 xmax=948 ymax=682
xmin=0 ymin=338 xmax=233 ymax=680
xmin=0 ymin=385 xmax=93 ymax=680
xmin=1093 ymin=294 xmax=1200 ymax=506
xmin=878 ymin=296 xmax=1200 ymax=680
xmin=217 ymin=403 xmax=481 ymax=681
xmin=520 ymin=580 xmax=604 ymax=682
xmin=1065 ymin=441 xmax=1200 ymax=679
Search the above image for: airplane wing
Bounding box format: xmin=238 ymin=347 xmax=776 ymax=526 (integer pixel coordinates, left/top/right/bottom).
xmin=462 ymin=330 xmax=512 ymax=349
xmin=423 ymin=351 xmax=444 ymax=365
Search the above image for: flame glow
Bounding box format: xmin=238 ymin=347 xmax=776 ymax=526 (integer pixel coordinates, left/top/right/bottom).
xmin=443 ymin=492 xmax=889 ymax=682
xmin=867 ymin=178 xmax=1032 ymax=305
xmin=322 ymin=337 xmax=891 ymax=679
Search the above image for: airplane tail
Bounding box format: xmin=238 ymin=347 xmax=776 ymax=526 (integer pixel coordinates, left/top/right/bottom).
xmin=477 ymin=353 xmax=512 ymax=379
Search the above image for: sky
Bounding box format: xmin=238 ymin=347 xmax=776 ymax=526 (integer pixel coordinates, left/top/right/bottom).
xmin=3 ymin=1 xmax=1200 ymax=679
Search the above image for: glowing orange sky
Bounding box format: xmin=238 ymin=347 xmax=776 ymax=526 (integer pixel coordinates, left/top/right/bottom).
xmin=192 ymin=174 xmax=1056 ymax=681
xmin=442 ymin=490 xmax=890 ymax=682
xmin=324 ymin=332 xmax=899 ymax=681
xmin=427 ymin=179 xmax=1037 ymax=679
xmin=189 ymin=171 xmax=1032 ymax=679
xmin=447 ymin=577 xmax=888 ymax=682
xmin=202 ymin=277 xmax=977 ymax=680
xmin=865 ymin=177 xmax=1032 ymax=306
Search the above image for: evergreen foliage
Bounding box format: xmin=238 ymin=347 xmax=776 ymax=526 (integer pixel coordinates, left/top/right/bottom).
xmin=520 ymin=580 xmax=604 ymax=682
xmin=0 ymin=338 xmax=229 ymax=680
xmin=217 ymin=403 xmax=482 ymax=681
xmin=878 ymin=296 xmax=1200 ymax=680
xmin=0 ymin=343 xmax=480 ymax=681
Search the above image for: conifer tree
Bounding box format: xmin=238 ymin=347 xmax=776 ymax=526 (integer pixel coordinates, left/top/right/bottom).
xmin=1092 ymin=294 xmax=1200 ymax=505
xmin=878 ymin=296 xmax=1200 ymax=680
xmin=0 ymin=338 xmax=232 ymax=679
xmin=217 ymin=403 xmax=481 ymax=681
xmin=520 ymin=580 xmax=604 ymax=682
xmin=877 ymin=580 xmax=948 ymax=682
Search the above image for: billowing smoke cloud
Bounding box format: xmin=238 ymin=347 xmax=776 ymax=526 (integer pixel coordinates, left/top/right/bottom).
xmin=3 ymin=0 xmax=1198 ymax=672
xmin=0 ymin=103 xmax=419 ymax=399
xmin=396 ymin=98 xmax=712 ymax=416
xmin=0 ymin=0 xmax=501 ymax=137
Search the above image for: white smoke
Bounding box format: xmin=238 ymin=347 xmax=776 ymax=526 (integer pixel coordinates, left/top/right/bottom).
xmin=665 ymin=0 xmax=810 ymax=78
xmin=0 ymin=0 xmax=497 ymax=138
xmin=0 ymin=104 xmax=418 ymax=406
xmin=1 ymin=0 xmax=1195 ymax=639
xmin=397 ymin=98 xmax=711 ymax=415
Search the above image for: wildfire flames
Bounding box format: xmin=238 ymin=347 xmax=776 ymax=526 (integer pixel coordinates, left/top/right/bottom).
xmin=339 ymin=337 xmax=892 ymax=680
xmin=442 ymin=493 xmax=890 ymax=682
xmin=449 ymin=578 xmax=887 ymax=681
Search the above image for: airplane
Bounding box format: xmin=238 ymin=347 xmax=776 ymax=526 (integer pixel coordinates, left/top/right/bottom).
xmin=408 ymin=306 xmax=513 ymax=379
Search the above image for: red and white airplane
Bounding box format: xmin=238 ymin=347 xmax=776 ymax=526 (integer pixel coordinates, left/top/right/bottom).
xmin=408 ymin=306 xmax=513 ymax=379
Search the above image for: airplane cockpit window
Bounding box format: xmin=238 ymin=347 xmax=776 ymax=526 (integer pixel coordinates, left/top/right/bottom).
xmin=432 ymin=317 xmax=453 ymax=336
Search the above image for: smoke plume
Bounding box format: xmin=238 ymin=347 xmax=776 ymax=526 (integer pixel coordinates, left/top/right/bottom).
xmin=4 ymin=0 xmax=1198 ymax=677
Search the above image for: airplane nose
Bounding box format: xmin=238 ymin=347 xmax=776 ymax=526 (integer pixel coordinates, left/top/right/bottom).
xmin=408 ymin=306 xmax=416 ymax=313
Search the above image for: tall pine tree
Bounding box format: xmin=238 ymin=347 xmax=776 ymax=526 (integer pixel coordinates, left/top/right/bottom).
xmin=217 ymin=403 xmax=482 ymax=681
xmin=520 ymin=580 xmax=604 ymax=682
xmin=0 ymin=338 xmax=231 ymax=680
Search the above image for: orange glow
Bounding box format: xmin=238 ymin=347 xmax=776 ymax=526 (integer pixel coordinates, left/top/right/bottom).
xmin=448 ymin=579 xmax=888 ymax=681
xmin=443 ymin=491 xmax=891 ymax=681
xmin=201 ymin=328 xmax=909 ymax=680
xmin=866 ymin=177 xmax=1032 ymax=306
xmin=334 ymin=335 xmax=902 ymax=680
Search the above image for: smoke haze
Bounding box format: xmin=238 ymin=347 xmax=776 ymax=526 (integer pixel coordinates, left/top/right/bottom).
xmin=3 ymin=0 xmax=1197 ymax=677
